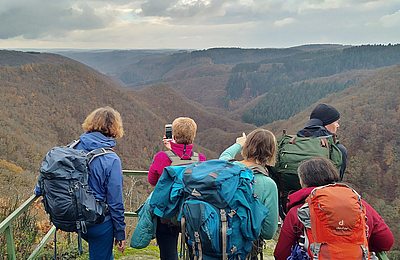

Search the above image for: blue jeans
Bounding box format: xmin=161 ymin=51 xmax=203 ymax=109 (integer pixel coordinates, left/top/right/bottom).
xmin=156 ymin=217 xmax=180 ymax=260
xmin=82 ymin=218 xmax=114 ymax=260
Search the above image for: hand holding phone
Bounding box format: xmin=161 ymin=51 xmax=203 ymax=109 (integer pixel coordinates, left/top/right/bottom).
xmin=165 ymin=124 xmax=172 ymax=139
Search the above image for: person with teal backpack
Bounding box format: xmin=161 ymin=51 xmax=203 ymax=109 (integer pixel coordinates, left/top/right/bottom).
xmin=143 ymin=130 xmax=271 ymax=259
xmin=179 ymin=160 xmax=269 ymax=259
xmin=273 ymin=103 xmax=347 ymax=218
xmin=147 ymin=117 xmax=206 ymax=260
xmin=219 ymin=128 xmax=279 ymax=259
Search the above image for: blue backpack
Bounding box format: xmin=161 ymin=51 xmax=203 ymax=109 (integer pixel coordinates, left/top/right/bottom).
xmin=149 ymin=159 xmax=268 ymax=260
xmin=39 ymin=140 xmax=112 ymax=232
xmin=38 ymin=140 xmax=113 ymax=255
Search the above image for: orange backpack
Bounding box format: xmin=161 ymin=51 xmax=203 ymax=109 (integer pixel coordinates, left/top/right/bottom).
xmin=298 ymin=183 xmax=370 ymax=259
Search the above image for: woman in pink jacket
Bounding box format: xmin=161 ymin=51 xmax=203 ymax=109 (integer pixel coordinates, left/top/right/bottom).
xmin=148 ymin=117 xmax=206 ymax=260
xmin=274 ymin=157 xmax=394 ymax=260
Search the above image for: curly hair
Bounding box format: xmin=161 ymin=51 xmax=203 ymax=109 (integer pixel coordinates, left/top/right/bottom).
xmin=82 ymin=106 xmax=124 ymax=138
xmin=172 ymin=117 xmax=197 ymax=144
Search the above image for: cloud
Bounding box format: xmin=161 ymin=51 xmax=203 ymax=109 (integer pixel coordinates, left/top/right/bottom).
xmin=139 ymin=0 xmax=229 ymax=22
xmin=0 ymin=0 xmax=112 ymax=39
xmin=273 ymin=17 xmax=295 ymax=27
xmin=0 ymin=0 xmax=399 ymax=49
xmin=380 ymin=10 xmax=400 ymax=27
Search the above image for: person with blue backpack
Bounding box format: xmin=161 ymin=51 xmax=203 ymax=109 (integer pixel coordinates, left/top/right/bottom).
xmin=219 ymin=128 xmax=279 ymax=258
xmin=36 ymin=106 xmax=126 ymax=259
xmin=147 ymin=117 xmax=206 ymax=260
xmin=144 ymin=128 xmax=270 ymax=259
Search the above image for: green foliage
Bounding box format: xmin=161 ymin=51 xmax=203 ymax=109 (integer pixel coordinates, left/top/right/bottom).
xmin=387 ymin=250 xmax=400 ymax=260
xmin=242 ymin=80 xmax=355 ymax=125
xmin=228 ymin=44 xmax=400 ymax=125
xmin=0 ymin=197 xmax=39 ymax=259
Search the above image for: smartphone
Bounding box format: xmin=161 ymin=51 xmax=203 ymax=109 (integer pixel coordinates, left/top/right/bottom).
xmin=165 ymin=124 xmax=172 ymax=139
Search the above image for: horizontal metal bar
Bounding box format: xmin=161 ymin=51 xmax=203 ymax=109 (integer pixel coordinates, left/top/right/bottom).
xmin=124 ymin=211 xmax=138 ymax=218
xmin=0 ymin=194 xmax=38 ymax=234
xmin=27 ymin=225 xmax=56 ymax=260
xmin=122 ymin=170 xmax=148 ymax=177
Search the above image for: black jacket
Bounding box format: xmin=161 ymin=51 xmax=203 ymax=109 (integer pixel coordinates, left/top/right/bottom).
xmin=297 ymin=118 xmax=347 ymax=179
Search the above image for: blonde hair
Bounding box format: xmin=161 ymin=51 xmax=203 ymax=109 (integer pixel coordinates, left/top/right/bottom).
xmin=82 ymin=106 xmax=124 ymax=138
xmin=242 ymin=129 xmax=277 ymax=166
xmin=172 ymin=117 xmax=197 ymax=144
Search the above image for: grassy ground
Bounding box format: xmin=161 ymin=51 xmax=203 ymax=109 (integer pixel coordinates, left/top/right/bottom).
xmin=114 ymin=239 xmax=276 ymax=260
xmin=67 ymin=238 xmax=277 ymax=259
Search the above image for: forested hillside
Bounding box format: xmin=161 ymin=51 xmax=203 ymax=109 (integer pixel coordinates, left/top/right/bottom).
xmin=266 ymin=65 xmax=400 ymax=250
xmin=1 ymin=50 xmax=399 ymax=253
xmin=59 ymin=44 xmax=400 ymax=128
xmin=0 ymin=50 xmax=249 ymax=197
xmin=133 ymin=85 xmax=255 ymax=154
xmin=56 ymin=49 xmax=180 ymax=80
xmin=240 ymin=70 xmax=374 ymax=125
xmin=231 ymin=44 xmax=400 ymax=125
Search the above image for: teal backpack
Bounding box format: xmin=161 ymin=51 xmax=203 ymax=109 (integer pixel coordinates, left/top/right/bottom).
xmin=180 ymin=160 xmax=268 ymax=260
xmin=149 ymin=159 xmax=268 ymax=260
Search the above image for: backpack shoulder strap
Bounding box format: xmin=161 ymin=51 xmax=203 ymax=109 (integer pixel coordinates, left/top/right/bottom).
xmin=87 ymin=148 xmax=115 ymax=165
xmin=249 ymin=165 xmax=269 ymax=177
xmin=191 ymin=152 xmax=199 ymax=161
xmin=165 ymin=150 xmax=199 ymax=166
xmin=165 ymin=150 xmax=182 ymax=165
xmin=67 ymin=139 xmax=80 ymax=148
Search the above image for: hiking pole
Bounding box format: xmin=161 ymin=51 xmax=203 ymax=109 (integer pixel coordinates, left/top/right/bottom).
xmin=53 ymin=229 xmax=57 ymax=260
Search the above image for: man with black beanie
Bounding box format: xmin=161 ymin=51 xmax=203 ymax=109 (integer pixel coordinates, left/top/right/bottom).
xmin=275 ymin=103 xmax=347 ymax=220
xmin=297 ymin=103 xmax=347 ymax=178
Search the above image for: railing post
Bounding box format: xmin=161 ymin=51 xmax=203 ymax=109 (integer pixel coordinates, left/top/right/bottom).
xmin=5 ymin=225 xmax=16 ymax=260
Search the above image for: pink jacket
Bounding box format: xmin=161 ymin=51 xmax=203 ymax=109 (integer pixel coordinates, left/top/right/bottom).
xmin=147 ymin=141 xmax=206 ymax=186
xmin=274 ymin=187 xmax=394 ymax=260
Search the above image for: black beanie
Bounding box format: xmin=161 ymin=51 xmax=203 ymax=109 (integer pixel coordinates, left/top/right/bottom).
xmin=310 ymin=104 xmax=340 ymax=126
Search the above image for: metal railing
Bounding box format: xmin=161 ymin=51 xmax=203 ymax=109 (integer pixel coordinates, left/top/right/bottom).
xmin=0 ymin=170 xmax=148 ymax=260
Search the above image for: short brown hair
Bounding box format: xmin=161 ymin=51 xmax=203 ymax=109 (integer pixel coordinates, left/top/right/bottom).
xmin=172 ymin=117 xmax=197 ymax=144
xmin=242 ymin=129 xmax=277 ymax=166
xmin=82 ymin=106 xmax=124 ymax=138
xmin=298 ymin=157 xmax=340 ymax=187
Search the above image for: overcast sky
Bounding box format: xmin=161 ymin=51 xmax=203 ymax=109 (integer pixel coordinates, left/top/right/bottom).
xmin=0 ymin=0 xmax=399 ymax=50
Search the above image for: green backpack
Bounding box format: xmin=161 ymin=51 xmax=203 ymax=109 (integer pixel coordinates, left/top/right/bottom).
xmin=276 ymin=134 xmax=343 ymax=175
xmin=273 ymin=132 xmax=343 ymax=218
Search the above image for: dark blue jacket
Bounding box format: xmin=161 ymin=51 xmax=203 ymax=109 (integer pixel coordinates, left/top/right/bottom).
xmin=74 ymin=131 xmax=126 ymax=241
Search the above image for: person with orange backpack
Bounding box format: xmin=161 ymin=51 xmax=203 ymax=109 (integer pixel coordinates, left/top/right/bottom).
xmin=274 ymin=157 xmax=394 ymax=260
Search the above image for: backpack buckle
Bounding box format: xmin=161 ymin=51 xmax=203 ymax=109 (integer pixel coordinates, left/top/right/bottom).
xmin=228 ymin=209 xmax=236 ymax=218
xmin=220 ymin=209 xmax=227 ymax=222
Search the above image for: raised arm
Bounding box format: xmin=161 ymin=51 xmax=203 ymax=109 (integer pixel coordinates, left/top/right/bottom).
xmin=219 ymin=133 xmax=246 ymax=161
